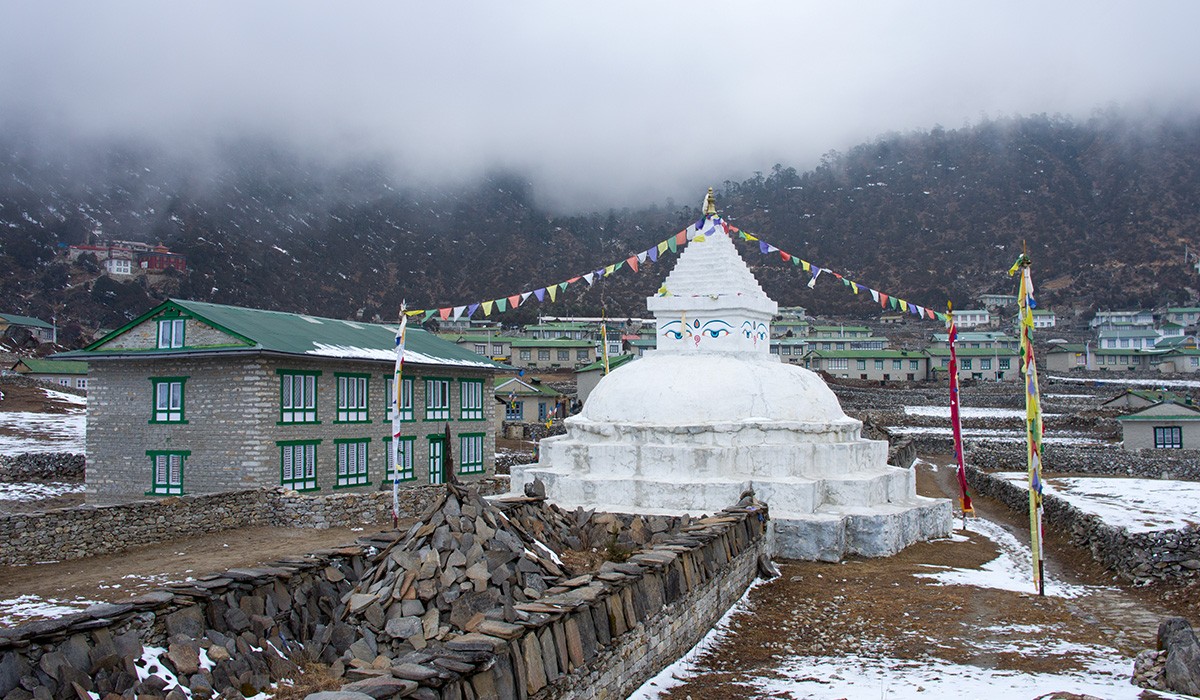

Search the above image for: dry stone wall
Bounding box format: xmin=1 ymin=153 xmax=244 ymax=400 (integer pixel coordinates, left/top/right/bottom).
xmin=0 ymin=480 xmax=506 ymax=566
xmin=967 ymin=441 xmax=1200 ymax=481
xmin=0 ymin=453 xmax=84 ymax=482
xmin=967 ymin=466 xmax=1200 ymax=585
xmin=0 ymin=487 xmax=769 ymax=700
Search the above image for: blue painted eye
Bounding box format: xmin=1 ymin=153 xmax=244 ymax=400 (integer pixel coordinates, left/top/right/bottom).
xmin=707 ymin=329 xmax=729 ymax=338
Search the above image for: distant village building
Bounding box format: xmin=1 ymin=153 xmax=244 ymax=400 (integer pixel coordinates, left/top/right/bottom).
xmin=67 ymin=240 xmax=187 ymax=276
xmin=0 ymin=313 xmax=55 ymax=344
xmin=1090 ymin=310 xmax=1155 ymax=330
xmin=806 ymin=350 xmax=928 ymax=382
xmin=9 ymin=358 xmax=88 ymax=390
xmin=56 ymin=299 xmax=502 ymax=504
xmin=1102 ymin=389 xmax=1193 ymax=412
xmin=1031 ymin=309 xmax=1056 ymax=328
xmin=1097 ymin=328 xmax=1159 ymax=350
xmin=978 ymin=293 xmax=1017 ymax=309
xmin=575 ymin=354 xmax=635 ymax=404
xmin=1164 ymin=307 xmax=1200 ymax=328
xmin=508 ymin=339 xmax=596 ymax=370
xmin=443 ymin=333 xmax=519 ymax=363
xmin=930 ymin=331 xmax=1017 ymax=350
xmin=952 ymin=309 xmax=991 ymax=328
xmin=769 ymin=337 xmax=810 ymax=364
xmin=926 ymin=347 xmax=1018 ymax=382
xmin=494 ymin=377 xmax=568 ymax=429
xmin=1116 ymin=400 xmax=1200 ymax=450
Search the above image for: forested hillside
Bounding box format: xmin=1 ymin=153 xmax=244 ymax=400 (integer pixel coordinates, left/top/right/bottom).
xmin=3 ymin=112 xmax=1199 ymax=345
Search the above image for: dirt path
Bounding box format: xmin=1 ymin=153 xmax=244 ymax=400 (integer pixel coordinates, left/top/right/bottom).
xmin=0 ymin=524 xmax=395 ymax=625
xmin=642 ymin=457 xmax=1185 ymax=699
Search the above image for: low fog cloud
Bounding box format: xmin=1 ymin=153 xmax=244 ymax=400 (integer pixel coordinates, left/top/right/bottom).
xmin=2 ymin=1 xmax=1199 ymax=210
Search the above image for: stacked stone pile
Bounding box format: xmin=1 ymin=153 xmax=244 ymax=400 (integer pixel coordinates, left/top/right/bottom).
xmin=338 ymin=483 xmax=684 ymax=666
xmin=0 ymin=453 xmax=85 ymax=482
xmin=1134 ymin=617 xmax=1200 ymax=695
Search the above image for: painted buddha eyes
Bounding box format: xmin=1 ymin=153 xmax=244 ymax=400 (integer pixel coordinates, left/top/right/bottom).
xmin=700 ymin=320 xmax=732 ymax=338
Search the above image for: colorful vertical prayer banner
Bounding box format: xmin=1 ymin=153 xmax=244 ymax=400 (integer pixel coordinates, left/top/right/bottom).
xmin=1011 ymin=252 xmax=1046 ymax=596
xmin=946 ymin=305 xmax=974 ymax=523
xmin=390 ymin=308 xmax=408 ymax=529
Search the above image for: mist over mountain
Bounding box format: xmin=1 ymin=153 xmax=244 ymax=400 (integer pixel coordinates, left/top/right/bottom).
xmin=3 ymin=111 xmax=1200 ymax=345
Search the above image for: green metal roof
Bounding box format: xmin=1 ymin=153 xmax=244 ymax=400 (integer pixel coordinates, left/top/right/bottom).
xmin=510 ymin=338 xmax=595 ymax=348
xmin=12 ymin=358 xmax=88 ymax=374
xmin=495 ymin=377 xmax=566 ymax=397
xmin=0 ymin=313 xmax=53 ymax=330
xmin=924 ymin=347 xmax=1018 ymax=357
xmin=576 ymin=354 xmax=635 ymax=373
xmin=807 ymin=350 xmax=927 ymax=359
xmin=56 ymin=299 xmax=505 ymax=371
xmin=444 ymin=334 xmax=523 ymax=343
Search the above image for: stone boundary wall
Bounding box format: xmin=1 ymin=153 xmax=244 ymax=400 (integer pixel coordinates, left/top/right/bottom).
xmin=966 ymin=466 xmax=1200 ymax=585
xmin=0 ymin=480 xmax=506 ymax=566
xmin=0 ymin=500 xmax=768 ymax=700
xmin=967 ymin=441 xmax=1200 ymax=481
xmin=0 ymin=453 xmax=85 ymax=482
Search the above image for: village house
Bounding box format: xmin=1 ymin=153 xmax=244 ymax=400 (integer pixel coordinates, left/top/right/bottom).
xmin=1152 ymin=348 xmax=1200 ymax=374
xmin=575 ymin=354 xmax=635 ymax=404
xmin=494 ymin=376 xmax=569 ymax=428
xmin=1043 ymin=343 xmax=1095 ymax=372
xmin=808 ymin=324 xmax=872 ymax=339
xmin=0 ymin=312 xmax=56 ymax=344
xmin=1097 ymin=327 xmax=1160 ymax=350
xmin=1031 ymin=309 xmax=1056 ymax=328
xmin=442 ymin=333 xmax=520 ymax=363
xmin=509 ymin=338 xmax=596 ymax=370
xmin=926 ymin=347 xmax=1019 ymax=382
xmin=805 ymin=349 xmax=929 ymax=382
xmin=930 ymin=331 xmax=1018 ymax=350
xmin=769 ymin=337 xmax=810 ymax=364
xmin=67 ymin=240 xmax=187 ymax=275
xmin=1164 ymin=307 xmax=1200 ymax=329
xmin=9 ymin=357 xmax=88 ymax=390
xmin=951 ymin=309 xmax=991 ymax=328
xmin=55 ymin=299 xmax=503 ymax=504
xmin=1116 ymin=399 xmax=1200 ymax=450
xmin=1091 ymin=347 xmax=1159 ymax=371
xmin=1090 ymin=309 xmax=1155 ymax=330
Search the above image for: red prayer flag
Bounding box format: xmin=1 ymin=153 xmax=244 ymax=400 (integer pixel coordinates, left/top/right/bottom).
xmin=675 ymin=230 xmax=687 ymax=246
xmin=948 ymin=317 xmax=974 ymax=515
xmin=780 ymin=251 xmax=791 ymax=262
xmin=879 ymin=292 xmax=890 ymax=309
xmin=507 ymin=294 xmax=521 ymax=309
xmin=438 ymin=307 xmax=451 ymax=320
xmin=627 ymin=256 xmax=639 ymax=272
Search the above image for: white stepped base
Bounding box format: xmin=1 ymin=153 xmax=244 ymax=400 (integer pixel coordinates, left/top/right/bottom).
xmin=770 ymin=498 xmax=952 ymax=562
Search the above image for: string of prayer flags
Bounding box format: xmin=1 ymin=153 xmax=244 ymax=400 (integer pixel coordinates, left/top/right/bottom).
xmin=720 ymin=217 xmax=949 ymax=324
xmin=401 ymin=222 xmax=699 ymax=320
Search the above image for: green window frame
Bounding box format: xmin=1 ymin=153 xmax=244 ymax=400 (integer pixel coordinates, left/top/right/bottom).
xmin=334 ymin=438 xmax=370 ymax=488
xmin=1154 ymin=426 xmax=1183 ymax=449
xmin=999 ymin=358 xmax=1011 ymax=369
xmin=519 ymin=349 xmax=531 ymax=361
xmin=150 ymin=377 xmax=187 ymax=423
xmin=874 ymin=359 xmax=884 ymax=370
xmin=279 ymin=440 xmax=320 ymax=491
xmin=425 ymin=378 xmax=451 ymax=420
xmin=385 ymin=376 xmax=414 ymax=422
xmin=459 ymin=433 xmax=485 ymax=475
xmin=335 ymin=373 xmax=370 ymax=423
xmin=428 ymin=434 xmax=446 ymax=485
xmin=909 ymin=360 xmax=920 ymax=370
xmin=460 ymin=378 xmax=484 ymax=421
xmin=856 ymin=360 xmax=866 ymax=370
xmin=146 ymin=450 xmax=189 ymax=496
xmin=278 ymin=370 xmax=320 ymax=424
xmin=576 ymin=349 xmax=588 ymax=361
xmin=537 ymin=349 xmax=550 ymax=361
xmin=157 ymin=316 xmax=185 ymax=349
xmin=961 ymin=359 xmax=973 ymax=370
xmin=383 ymin=435 xmax=416 ymax=482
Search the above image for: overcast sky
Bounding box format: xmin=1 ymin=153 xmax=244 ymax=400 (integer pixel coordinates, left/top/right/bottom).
xmin=3 ymin=1 xmax=1199 ymax=211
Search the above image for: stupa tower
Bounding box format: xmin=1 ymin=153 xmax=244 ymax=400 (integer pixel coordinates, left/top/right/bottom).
xmin=512 ymin=191 xmax=950 ymax=561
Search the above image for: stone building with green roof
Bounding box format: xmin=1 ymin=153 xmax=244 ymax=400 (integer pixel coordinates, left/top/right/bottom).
xmin=9 ymin=357 xmax=89 ymax=390
xmin=57 ymin=299 xmax=505 ymax=504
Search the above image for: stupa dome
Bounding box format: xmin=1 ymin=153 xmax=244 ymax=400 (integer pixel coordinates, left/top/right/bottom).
xmin=582 ymin=352 xmax=851 ymax=427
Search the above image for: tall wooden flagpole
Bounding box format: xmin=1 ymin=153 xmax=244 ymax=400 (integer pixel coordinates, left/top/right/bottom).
xmin=391 ymin=303 xmax=408 ymax=530
xmin=947 ymin=302 xmax=974 ymax=530
xmin=1011 ymin=248 xmax=1046 ymax=596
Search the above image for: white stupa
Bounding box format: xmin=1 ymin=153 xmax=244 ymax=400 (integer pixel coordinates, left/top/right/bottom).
xmin=512 ymin=192 xmax=951 ymax=560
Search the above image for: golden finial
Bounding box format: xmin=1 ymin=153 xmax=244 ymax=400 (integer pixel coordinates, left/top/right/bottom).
xmin=703 ymin=187 xmax=717 ymax=217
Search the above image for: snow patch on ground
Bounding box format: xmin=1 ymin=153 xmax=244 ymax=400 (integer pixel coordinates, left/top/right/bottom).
xmin=0 ymin=594 xmax=102 ymax=627
xmin=996 ymin=473 xmax=1200 ymax=533
xmin=41 ymin=388 xmax=86 ymax=406
xmin=889 ymin=425 xmax=1108 ymax=445
xmin=904 ymin=405 xmax=1059 ymax=419
xmin=1051 ymin=375 xmax=1200 ymax=389
xmin=0 ymin=481 xmax=84 ymax=501
xmin=0 ymin=410 xmax=86 ymax=455
xmin=914 ymin=518 xmax=1092 ymax=598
